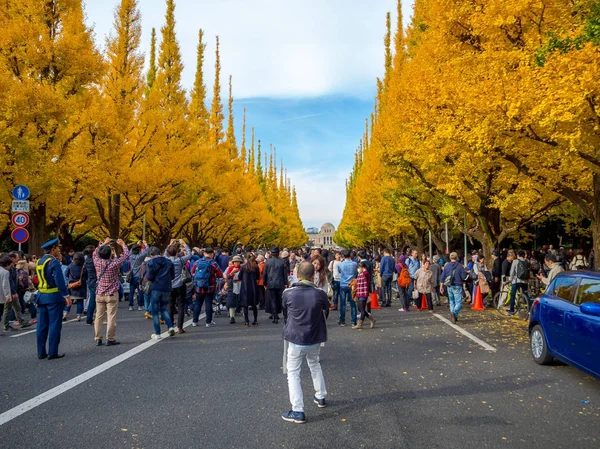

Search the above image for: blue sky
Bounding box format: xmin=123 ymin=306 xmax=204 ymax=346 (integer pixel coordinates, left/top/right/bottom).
xmin=84 ymin=0 xmax=412 ymax=229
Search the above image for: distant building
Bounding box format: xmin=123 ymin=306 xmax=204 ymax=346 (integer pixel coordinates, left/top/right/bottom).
xmin=314 ymin=223 xmax=336 ymax=249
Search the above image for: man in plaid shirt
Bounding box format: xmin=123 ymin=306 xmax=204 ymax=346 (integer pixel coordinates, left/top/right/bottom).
xmin=93 ymin=238 xmax=130 ymax=346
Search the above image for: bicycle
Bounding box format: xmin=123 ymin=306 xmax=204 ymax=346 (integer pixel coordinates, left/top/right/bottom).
xmin=493 ymin=283 xmax=530 ymax=320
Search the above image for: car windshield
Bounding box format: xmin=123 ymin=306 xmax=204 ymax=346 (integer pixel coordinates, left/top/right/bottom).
xmin=574 ymin=278 xmax=600 ymax=306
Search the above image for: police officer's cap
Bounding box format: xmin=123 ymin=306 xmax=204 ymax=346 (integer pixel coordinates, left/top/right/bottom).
xmin=41 ymin=238 xmax=59 ymax=250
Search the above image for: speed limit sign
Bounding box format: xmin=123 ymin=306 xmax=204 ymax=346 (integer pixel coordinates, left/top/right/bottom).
xmin=12 ymin=212 xmax=30 ymax=228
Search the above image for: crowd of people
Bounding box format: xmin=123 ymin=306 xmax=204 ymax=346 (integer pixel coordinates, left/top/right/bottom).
xmin=0 ymin=239 xmax=593 ymax=354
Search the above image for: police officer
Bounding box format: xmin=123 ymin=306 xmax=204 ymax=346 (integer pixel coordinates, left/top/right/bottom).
xmin=36 ymin=238 xmax=71 ymax=360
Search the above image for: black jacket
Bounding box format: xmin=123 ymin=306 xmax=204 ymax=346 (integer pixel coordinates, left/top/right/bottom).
xmin=263 ymin=257 xmax=287 ymax=289
xmin=501 ymin=259 xmax=512 ymax=280
xmin=85 ymin=255 xmax=97 ymax=287
xmin=282 ymin=282 xmax=329 ymax=346
xmin=9 ymin=266 xmax=18 ymax=295
xmin=492 ymin=257 xmax=502 ymax=278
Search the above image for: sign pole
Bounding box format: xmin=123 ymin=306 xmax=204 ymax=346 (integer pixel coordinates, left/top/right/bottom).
xmin=445 ymin=222 xmax=449 ymax=254
xmin=429 ymin=230 xmax=432 ymax=260
xmin=464 ymin=213 xmax=468 ymax=267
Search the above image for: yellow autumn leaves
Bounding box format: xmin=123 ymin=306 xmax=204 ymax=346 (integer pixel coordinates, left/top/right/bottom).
xmin=0 ymin=0 xmax=306 ymax=249
xmin=337 ymin=0 xmax=600 ymax=259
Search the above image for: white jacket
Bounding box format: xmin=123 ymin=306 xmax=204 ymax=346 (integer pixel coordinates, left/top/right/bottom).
xmin=0 ymin=267 xmax=11 ymax=304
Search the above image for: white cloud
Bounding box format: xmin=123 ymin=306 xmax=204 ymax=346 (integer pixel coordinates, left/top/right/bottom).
xmin=84 ymin=0 xmax=412 ymax=99
xmin=288 ymin=169 xmax=348 ymax=229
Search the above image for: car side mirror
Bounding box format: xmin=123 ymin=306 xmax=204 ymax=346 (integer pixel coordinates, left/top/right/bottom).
xmin=580 ymin=302 xmax=600 ymax=317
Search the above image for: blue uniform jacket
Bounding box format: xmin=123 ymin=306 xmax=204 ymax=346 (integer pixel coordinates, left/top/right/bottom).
xmin=36 ymin=255 xmax=69 ymax=305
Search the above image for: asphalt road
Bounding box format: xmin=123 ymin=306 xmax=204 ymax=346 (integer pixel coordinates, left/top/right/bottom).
xmin=0 ymin=300 xmax=598 ymax=449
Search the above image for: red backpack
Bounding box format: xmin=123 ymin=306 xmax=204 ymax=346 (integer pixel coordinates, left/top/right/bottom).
xmin=398 ymin=265 xmax=411 ymax=288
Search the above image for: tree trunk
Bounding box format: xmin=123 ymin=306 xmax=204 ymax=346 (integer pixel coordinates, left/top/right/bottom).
xmin=480 ymin=234 xmax=495 ymax=270
xmin=190 ymin=223 xmax=199 ymax=247
xmin=414 ymin=227 xmax=426 ymax=255
xmin=156 ymin=226 xmax=171 ymax=249
xmin=58 ymin=223 xmax=75 ymax=252
xmin=592 ymin=173 xmax=600 ymax=267
xmin=109 ymin=193 xmax=120 ymax=239
xmin=29 ymin=202 xmax=46 ymax=256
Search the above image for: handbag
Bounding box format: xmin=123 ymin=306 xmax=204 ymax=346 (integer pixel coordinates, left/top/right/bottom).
xmin=68 ymin=267 xmax=84 ymax=290
xmin=143 ymin=280 xmax=153 ymax=296
xmin=181 ymin=258 xmax=192 ymax=286
xmin=24 ymin=290 xmax=38 ymax=304
xmin=412 ymin=288 xmax=419 ymax=300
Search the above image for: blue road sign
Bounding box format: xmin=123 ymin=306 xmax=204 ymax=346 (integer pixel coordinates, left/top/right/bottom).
xmin=11 ymin=228 xmax=29 ymax=244
xmin=12 ymin=185 xmax=30 ymax=200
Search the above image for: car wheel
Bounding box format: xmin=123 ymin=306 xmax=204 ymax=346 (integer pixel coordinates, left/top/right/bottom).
xmin=530 ymin=324 xmax=553 ymax=365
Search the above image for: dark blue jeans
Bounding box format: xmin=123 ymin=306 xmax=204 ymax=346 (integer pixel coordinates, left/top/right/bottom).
xmin=332 ymin=280 xmax=340 ymax=307
xmin=150 ymin=290 xmax=173 ymax=334
xmin=193 ymin=291 xmax=214 ymax=324
xmin=339 ymin=286 xmax=357 ymax=325
xmin=407 ymin=281 xmax=416 ymax=307
xmin=128 ymin=276 xmax=142 ymax=307
xmin=86 ymin=283 xmax=97 ymax=324
xmin=509 ymin=283 xmax=530 ymax=313
xmin=381 ymin=275 xmax=393 ymax=306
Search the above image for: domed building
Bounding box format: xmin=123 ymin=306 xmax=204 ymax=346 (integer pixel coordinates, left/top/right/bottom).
xmin=315 ymin=223 xmax=336 ymax=249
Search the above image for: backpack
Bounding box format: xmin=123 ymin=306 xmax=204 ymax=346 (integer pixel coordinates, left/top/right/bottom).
xmin=443 ymin=263 xmax=458 ymax=287
xmin=574 ymin=255 xmax=587 ymax=270
xmin=516 ymin=259 xmax=529 ymax=280
xmin=193 ymin=259 xmax=212 ymax=289
xmin=398 ymin=266 xmax=411 ymax=288
xmin=17 ymin=269 xmax=30 ymax=290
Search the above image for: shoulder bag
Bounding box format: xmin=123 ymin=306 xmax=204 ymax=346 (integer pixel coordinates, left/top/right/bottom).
xmin=68 ymin=267 xmax=84 ymax=290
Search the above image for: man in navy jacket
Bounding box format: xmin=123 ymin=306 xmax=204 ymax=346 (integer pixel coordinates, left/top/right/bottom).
xmin=281 ymin=261 xmax=329 ymax=424
xmin=146 ymin=247 xmax=175 ymax=339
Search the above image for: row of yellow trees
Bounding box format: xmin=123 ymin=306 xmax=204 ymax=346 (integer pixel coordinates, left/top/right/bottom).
xmin=0 ymin=0 xmax=307 ymax=251
xmin=337 ymin=0 xmax=600 ymax=261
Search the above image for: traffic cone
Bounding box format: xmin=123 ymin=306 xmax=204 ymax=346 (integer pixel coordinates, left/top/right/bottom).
xmin=370 ymin=292 xmax=381 ymax=310
xmin=471 ymin=285 xmax=485 ymax=311
xmin=420 ymin=294 xmax=428 ymax=310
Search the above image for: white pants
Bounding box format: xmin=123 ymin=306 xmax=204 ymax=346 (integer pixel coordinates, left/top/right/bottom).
xmin=287 ymin=343 xmax=327 ymax=413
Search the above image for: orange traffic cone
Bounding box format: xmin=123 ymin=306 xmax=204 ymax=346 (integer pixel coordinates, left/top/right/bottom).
xmin=471 ymin=285 xmax=485 ymax=311
xmin=420 ymin=294 xmax=428 ymax=310
xmin=370 ymin=292 xmax=381 ymax=310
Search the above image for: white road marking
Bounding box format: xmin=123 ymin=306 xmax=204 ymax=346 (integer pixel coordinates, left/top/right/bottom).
xmin=0 ymin=314 xmax=205 ymax=426
xmin=433 ymin=313 xmax=497 ymax=352
xmin=10 ymin=318 xmax=79 ymax=338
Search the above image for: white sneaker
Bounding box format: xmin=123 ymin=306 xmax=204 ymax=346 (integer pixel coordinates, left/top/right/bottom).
xmin=205 ymin=321 xmax=216 ymax=327
xmin=137 ymin=306 xmax=143 ymax=311
xmin=191 ymin=322 xmax=198 ymax=327
xmin=168 ymin=327 xmax=176 ymax=337
xmin=151 ymin=334 xmax=162 ymax=340
xmin=128 ymin=306 xmax=134 ymax=311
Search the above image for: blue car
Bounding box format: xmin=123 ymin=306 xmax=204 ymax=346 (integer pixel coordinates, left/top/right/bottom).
xmin=529 ymin=271 xmax=600 ymax=379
